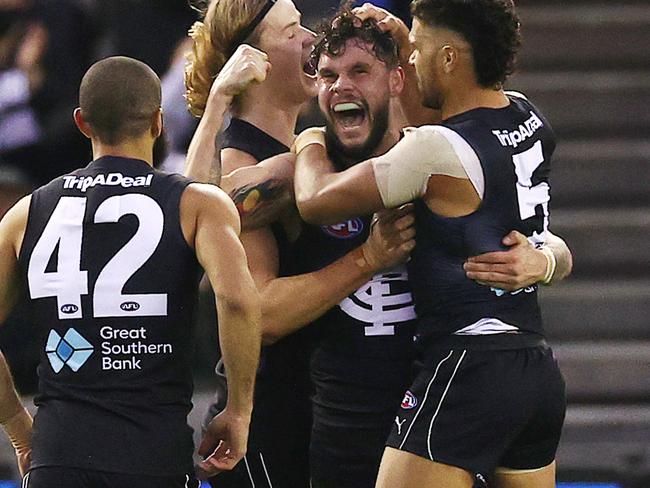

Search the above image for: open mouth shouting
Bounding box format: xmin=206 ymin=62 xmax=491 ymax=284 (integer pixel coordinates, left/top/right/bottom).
xmin=303 ymin=56 xmax=317 ymax=78
xmin=331 ymin=100 xmax=368 ymax=136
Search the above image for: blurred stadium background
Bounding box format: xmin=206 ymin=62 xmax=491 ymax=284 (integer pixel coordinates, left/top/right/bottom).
xmin=0 ymin=0 xmax=648 ymax=486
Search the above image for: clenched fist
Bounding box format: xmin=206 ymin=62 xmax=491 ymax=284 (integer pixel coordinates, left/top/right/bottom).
xmin=211 ymin=44 xmax=271 ymax=100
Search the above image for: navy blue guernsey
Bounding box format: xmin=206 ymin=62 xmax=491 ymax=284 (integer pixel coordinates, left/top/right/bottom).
xmin=221 ymin=117 xmax=311 ymax=380
xmin=409 ymin=94 xmax=555 ymax=347
xmin=294 ymin=215 xmax=416 ymax=420
xmin=220 ymin=118 xmax=313 ymax=449
xmin=18 ymin=157 xmax=201 ymax=475
xmin=294 ymin=141 xmax=417 ymax=425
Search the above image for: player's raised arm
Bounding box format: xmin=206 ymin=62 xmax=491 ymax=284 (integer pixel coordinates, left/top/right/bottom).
xmin=353 ymin=3 xmax=440 ymax=126
xmin=181 ymin=183 xmax=261 ymax=476
xmin=0 ymin=196 xmax=33 ymax=477
xmin=184 ymin=44 xmax=271 ymax=184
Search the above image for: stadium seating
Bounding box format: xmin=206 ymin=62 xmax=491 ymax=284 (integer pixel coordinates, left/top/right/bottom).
xmin=514 ymin=2 xmax=650 ymax=484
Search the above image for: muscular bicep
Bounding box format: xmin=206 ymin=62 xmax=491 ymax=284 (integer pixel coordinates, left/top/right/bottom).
xmin=0 ymin=197 xmax=29 ymax=324
xmin=238 ymin=228 xmax=280 ymax=290
xmin=192 ymin=191 xmax=258 ymax=308
xmin=222 ymin=148 xmax=258 ymax=173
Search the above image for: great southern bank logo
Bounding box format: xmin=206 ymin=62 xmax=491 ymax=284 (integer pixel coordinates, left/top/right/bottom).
xmin=45 ymin=329 xmax=94 ymax=373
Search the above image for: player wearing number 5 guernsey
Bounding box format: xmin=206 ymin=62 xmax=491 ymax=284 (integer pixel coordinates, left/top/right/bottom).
xmin=294 ymin=1 xmax=566 ymax=487
xmin=0 ymin=57 xmax=261 ymax=488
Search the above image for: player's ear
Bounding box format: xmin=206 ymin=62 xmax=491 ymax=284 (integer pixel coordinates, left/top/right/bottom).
xmin=389 ymin=66 xmax=405 ymax=97
xmin=440 ymin=44 xmax=457 ymax=75
xmin=151 ymin=107 xmax=163 ymax=139
xmin=73 ymin=108 xmax=92 ymax=139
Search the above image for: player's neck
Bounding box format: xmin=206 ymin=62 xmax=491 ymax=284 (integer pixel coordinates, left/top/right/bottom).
xmin=235 ymin=86 xmax=305 ymax=148
xmin=91 ymin=138 xmax=154 ymax=166
xmin=377 ymin=101 xmax=408 ymax=155
xmin=442 ymin=85 xmax=510 ymax=120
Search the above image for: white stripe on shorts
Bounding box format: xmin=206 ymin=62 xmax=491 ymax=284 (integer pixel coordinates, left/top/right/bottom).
xmin=260 ymin=452 xmax=273 ymax=488
xmin=244 ymin=455 xmax=256 ymax=487
xmin=427 ymin=349 xmax=467 ymax=460
xmin=399 ymin=349 xmax=455 ymax=449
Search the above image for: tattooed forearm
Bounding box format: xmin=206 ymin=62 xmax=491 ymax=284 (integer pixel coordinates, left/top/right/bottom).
xmin=229 ymin=179 xmax=293 ymax=229
xmin=209 ymin=131 xmax=224 ymax=186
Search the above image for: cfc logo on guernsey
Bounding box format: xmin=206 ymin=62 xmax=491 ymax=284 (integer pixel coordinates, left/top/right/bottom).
xmin=45 ymin=328 xmax=94 ymax=373
xmin=340 ymin=266 xmax=416 ymax=336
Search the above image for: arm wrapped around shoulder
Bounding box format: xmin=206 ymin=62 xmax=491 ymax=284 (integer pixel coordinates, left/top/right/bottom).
xmin=371 ymin=126 xmax=471 ymax=208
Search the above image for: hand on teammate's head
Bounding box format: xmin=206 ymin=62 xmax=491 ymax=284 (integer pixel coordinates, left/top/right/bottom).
xmin=352 ymin=3 xmax=410 ymax=52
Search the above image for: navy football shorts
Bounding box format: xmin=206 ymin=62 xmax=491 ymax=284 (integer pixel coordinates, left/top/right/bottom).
xmin=386 ymin=345 xmax=566 ymax=479
xmin=24 ymin=466 xmax=199 ymax=488
xmin=310 ymin=407 xmax=396 ymax=488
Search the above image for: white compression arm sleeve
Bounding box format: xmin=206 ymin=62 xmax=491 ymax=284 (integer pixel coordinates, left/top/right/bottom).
xmin=371 ymin=125 xmax=485 ymax=208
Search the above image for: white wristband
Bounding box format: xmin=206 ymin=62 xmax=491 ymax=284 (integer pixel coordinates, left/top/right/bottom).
xmin=539 ymin=245 xmax=557 ymax=285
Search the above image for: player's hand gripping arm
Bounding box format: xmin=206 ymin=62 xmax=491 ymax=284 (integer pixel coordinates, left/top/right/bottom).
xmin=251 ymin=205 xmax=416 ymax=344
xmin=182 ymin=184 xmax=261 ymax=477
xmin=0 ymin=196 xmax=33 ymax=477
xmin=353 ymin=3 xmax=440 ymax=126
xmin=463 ymin=230 xmax=573 ymax=290
xmin=184 ymin=44 xmax=271 ymax=184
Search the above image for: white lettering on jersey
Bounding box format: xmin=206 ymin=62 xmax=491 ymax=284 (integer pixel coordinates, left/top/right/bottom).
xmin=28 ymin=194 xmax=168 ymax=320
xmin=339 ymin=266 xmax=416 ymax=336
xmin=492 ymin=111 xmax=543 ymax=148
xmin=62 ymin=173 xmax=153 ymax=193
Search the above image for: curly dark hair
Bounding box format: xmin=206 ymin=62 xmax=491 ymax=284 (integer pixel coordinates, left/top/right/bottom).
xmin=411 ymin=0 xmax=521 ymax=87
xmin=310 ymin=7 xmax=400 ymax=71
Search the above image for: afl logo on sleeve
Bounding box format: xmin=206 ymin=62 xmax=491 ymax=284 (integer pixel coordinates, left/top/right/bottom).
xmin=340 ymin=266 xmax=416 ymax=336
xmin=401 ymin=391 xmax=417 ymax=410
xmin=321 ymin=218 xmax=364 ymax=239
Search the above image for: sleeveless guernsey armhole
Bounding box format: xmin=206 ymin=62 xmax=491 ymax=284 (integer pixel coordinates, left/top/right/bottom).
xmin=162 ymin=173 xmax=197 ymax=258
xmin=222 ymin=118 xmax=289 ymax=162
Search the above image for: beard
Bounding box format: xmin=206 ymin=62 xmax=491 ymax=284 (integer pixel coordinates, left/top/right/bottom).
xmin=324 ymin=100 xmax=390 ymax=169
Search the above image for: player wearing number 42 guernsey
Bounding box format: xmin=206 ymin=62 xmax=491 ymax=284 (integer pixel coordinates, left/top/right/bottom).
xmin=294 ymin=1 xmax=569 ymax=487
xmin=0 ymin=56 xmax=261 ymax=488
